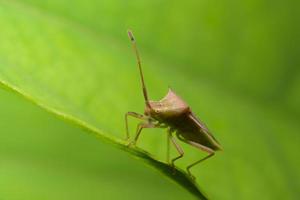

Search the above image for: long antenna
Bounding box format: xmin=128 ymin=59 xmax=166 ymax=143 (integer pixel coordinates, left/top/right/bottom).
xmin=127 ymin=30 xmax=150 ymax=107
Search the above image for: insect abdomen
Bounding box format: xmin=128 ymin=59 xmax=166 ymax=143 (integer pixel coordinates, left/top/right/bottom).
xmin=167 ymin=113 xmax=222 ymax=151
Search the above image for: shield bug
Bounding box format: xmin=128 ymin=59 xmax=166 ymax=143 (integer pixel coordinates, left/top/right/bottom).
xmin=125 ymin=30 xmax=222 ymax=179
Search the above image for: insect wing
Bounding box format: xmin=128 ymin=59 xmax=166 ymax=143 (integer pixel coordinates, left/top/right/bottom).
xmin=188 ymin=112 xmax=222 ymax=150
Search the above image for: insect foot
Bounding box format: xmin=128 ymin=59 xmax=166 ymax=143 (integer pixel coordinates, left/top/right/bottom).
xmin=188 ymin=173 xmax=196 ymax=181
xmin=124 ymin=136 xmax=130 ymax=141
xmin=171 ymin=164 xmax=177 ymax=175
xmin=127 ymin=141 xmax=136 ymax=147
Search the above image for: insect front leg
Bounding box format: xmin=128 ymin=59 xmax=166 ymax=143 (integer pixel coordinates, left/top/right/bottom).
xmin=168 ymin=130 xmax=184 ymax=173
xmin=125 ymin=112 xmax=148 ymax=140
xmin=128 ymin=121 xmax=161 ymax=146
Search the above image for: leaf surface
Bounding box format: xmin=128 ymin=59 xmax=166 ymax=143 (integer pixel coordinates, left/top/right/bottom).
xmin=0 ymin=0 xmax=299 ymax=199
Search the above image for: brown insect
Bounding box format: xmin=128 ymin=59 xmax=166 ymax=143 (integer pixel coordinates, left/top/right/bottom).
xmin=125 ymin=30 xmax=222 ymax=179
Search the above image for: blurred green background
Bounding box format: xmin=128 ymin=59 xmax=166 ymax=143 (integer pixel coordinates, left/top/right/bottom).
xmin=0 ymin=0 xmax=299 ymax=199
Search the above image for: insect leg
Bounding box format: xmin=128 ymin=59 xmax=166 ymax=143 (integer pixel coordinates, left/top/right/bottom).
xmin=176 ymin=133 xmax=215 ymax=178
xmin=184 ymin=139 xmax=215 ymax=178
xmin=169 ymin=131 xmax=184 ymax=170
xmin=176 ymin=133 xmax=214 ymax=154
xmin=125 ymin=112 xmax=148 ymax=140
xmin=128 ymin=122 xmax=161 ymax=146
xmin=166 ymin=132 xmax=170 ymax=164
xmin=186 ymin=152 xmax=215 ymax=178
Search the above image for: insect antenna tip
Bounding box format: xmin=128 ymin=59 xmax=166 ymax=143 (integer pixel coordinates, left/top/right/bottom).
xmin=127 ymin=30 xmax=135 ymax=42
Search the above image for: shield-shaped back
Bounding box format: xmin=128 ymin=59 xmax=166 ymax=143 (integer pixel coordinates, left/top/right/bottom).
xmin=145 ymin=89 xmax=190 ymax=119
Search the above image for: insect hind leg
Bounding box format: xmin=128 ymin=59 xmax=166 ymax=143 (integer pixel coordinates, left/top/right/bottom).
xmin=187 ymin=152 xmax=214 ymax=179
xmin=176 ymin=133 xmax=215 ymax=179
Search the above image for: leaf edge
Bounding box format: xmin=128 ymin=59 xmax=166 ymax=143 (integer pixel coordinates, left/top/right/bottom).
xmin=0 ymin=79 xmax=208 ymax=199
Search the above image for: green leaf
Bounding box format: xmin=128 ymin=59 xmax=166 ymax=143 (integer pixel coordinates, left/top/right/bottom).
xmin=0 ymin=89 xmax=198 ymax=200
xmin=0 ymin=1 xmax=205 ymax=199
xmin=0 ymin=0 xmax=299 ymax=199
